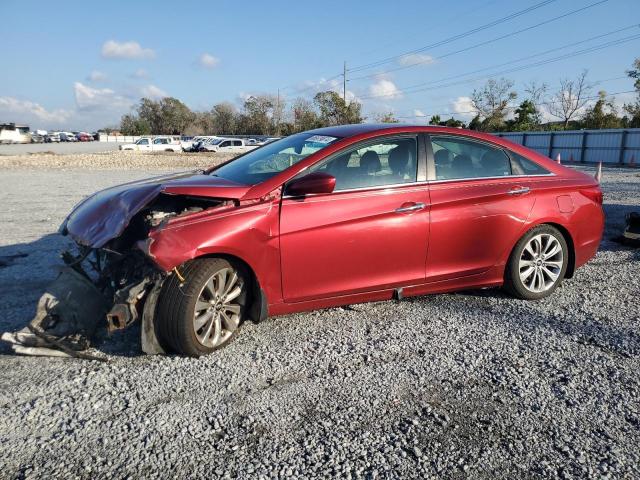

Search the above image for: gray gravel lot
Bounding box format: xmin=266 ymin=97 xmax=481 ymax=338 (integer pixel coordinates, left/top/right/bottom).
xmin=0 ymin=142 xmax=124 ymax=156
xmin=0 ymin=158 xmax=639 ymax=479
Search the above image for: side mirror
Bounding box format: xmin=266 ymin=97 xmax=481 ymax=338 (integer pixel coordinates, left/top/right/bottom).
xmin=287 ymin=172 xmax=336 ymax=196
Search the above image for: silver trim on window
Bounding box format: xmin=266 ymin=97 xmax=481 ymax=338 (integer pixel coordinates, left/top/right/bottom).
xmin=428 ymin=173 xmax=556 ymax=185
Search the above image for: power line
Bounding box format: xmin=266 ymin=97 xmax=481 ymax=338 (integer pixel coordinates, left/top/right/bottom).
xmin=361 ymin=25 xmax=639 ymax=95
xmin=349 ymin=0 xmax=614 ymax=82
xmin=356 ymin=33 xmax=640 ymax=100
xmin=348 ymin=0 xmax=560 ymax=73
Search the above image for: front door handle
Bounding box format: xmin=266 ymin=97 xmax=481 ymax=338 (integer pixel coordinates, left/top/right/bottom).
xmin=395 ymin=202 xmax=426 ymax=213
xmin=507 ymin=186 xmax=530 ymax=195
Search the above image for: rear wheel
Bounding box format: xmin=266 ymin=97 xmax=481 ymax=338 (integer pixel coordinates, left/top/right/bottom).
xmin=156 ymin=258 xmax=249 ymax=356
xmin=504 ymin=225 xmax=568 ymax=300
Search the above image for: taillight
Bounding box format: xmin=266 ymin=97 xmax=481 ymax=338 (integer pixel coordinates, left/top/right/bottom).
xmin=580 ymin=187 xmax=603 ymax=205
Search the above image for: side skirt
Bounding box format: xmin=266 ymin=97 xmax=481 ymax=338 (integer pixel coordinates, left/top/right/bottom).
xmin=268 ymin=268 xmax=503 ymax=316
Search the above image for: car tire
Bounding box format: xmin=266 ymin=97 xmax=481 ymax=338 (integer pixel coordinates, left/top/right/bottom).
xmin=504 ymin=224 xmax=568 ymax=300
xmin=155 ymin=258 xmax=249 ymax=356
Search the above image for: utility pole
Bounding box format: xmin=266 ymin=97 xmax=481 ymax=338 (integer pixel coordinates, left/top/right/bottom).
xmin=343 ymin=61 xmax=347 ymax=104
xmin=276 ymin=88 xmax=281 ymax=136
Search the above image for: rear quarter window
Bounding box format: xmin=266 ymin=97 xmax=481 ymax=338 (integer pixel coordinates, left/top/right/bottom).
xmin=510 ymin=151 xmax=550 ymax=175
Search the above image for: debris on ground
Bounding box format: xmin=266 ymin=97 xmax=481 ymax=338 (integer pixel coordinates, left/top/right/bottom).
xmin=1 ymin=267 xmax=108 ymax=360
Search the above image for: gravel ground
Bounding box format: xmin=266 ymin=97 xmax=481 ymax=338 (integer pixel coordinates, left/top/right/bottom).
xmin=0 ymin=142 xmax=124 ymax=156
xmin=0 ymin=150 xmax=234 ymax=170
xmin=0 ymin=157 xmax=639 ymax=479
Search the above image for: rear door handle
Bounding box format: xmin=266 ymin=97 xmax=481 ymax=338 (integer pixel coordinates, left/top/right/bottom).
xmin=507 ymin=186 xmax=530 ymax=195
xmin=395 ymin=202 xmax=426 ymax=213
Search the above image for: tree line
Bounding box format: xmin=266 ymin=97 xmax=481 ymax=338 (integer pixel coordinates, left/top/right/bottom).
xmin=118 ymin=58 xmax=640 ymax=136
xmin=119 ymin=91 xmax=363 ymax=136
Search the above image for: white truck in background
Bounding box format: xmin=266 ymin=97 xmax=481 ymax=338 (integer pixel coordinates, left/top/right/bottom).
xmin=200 ymin=138 xmax=259 ymax=153
xmin=0 ymin=123 xmax=31 ymax=144
xmin=119 ymin=136 xmax=182 ymax=152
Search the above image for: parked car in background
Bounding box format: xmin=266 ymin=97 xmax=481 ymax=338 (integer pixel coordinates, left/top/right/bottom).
xmin=60 ymin=132 xmax=77 ymax=142
xmin=119 ymin=136 xmax=182 ymax=152
xmin=59 ymin=123 xmax=604 ymax=356
xmin=181 ymin=136 xmax=210 ymax=152
xmin=45 ymin=132 xmax=61 ymax=143
xmin=76 ymin=132 xmax=92 ymax=142
xmin=190 ymin=136 xmax=218 ymax=152
xmin=200 ymin=138 xmax=259 ymax=153
xmin=30 ymin=132 xmax=45 ymax=143
xmin=0 ymin=123 xmax=31 ymax=144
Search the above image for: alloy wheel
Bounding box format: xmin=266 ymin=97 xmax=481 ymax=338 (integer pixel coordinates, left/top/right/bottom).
xmin=193 ymin=267 xmax=243 ymax=348
xmin=518 ymin=233 xmax=564 ymax=293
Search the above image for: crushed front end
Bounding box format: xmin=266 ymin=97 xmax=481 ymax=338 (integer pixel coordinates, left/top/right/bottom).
xmin=2 ymin=171 xmax=247 ymax=358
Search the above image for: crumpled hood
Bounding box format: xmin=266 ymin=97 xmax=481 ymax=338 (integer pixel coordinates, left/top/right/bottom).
xmin=60 ymin=170 xmax=250 ymax=248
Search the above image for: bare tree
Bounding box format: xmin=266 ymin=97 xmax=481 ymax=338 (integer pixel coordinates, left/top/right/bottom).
xmin=470 ymin=78 xmax=517 ymax=131
xmin=548 ymin=70 xmax=592 ymax=129
xmin=524 ymin=81 xmax=547 ymax=124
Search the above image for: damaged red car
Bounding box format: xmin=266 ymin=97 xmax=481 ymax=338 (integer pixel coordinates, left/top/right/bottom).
xmin=59 ymin=124 xmax=604 ymax=356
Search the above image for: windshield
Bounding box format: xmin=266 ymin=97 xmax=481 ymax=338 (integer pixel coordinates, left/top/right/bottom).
xmin=211 ymin=133 xmax=340 ymax=185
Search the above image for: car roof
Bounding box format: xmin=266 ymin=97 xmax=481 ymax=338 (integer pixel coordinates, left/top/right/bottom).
xmin=305 ymin=123 xmax=476 ymax=138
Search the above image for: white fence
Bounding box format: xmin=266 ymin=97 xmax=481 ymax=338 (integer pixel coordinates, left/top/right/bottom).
xmin=99 ymin=134 xmax=143 ymax=143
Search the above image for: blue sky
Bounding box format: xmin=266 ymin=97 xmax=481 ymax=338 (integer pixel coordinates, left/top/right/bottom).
xmin=1 ymin=0 xmax=639 ymax=130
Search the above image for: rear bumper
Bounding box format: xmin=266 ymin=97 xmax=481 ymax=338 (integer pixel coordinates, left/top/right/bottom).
xmin=573 ymin=206 xmax=605 ymax=269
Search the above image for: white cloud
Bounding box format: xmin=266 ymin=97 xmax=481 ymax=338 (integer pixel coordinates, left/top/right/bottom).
xmin=73 ymin=82 xmax=131 ymax=111
xmin=413 ymin=109 xmax=427 ymax=117
xmin=398 ymin=53 xmax=435 ymax=67
xmin=140 ymin=84 xmax=167 ymax=99
xmin=101 ymin=40 xmax=155 ymax=59
xmin=451 ymin=96 xmax=476 ymax=119
xmin=87 ymin=70 xmax=107 ymax=82
xmin=369 ymin=78 xmax=403 ymax=100
xmin=131 ymin=68 xmax=149 ymax=79
xmin=0 ymin=97 xmax=72 ymax=125
xmin=198 ymin=53 xmax=220 ymax=69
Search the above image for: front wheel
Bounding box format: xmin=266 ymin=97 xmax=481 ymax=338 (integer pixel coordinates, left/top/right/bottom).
xmin=504 ymin=225 xmax=568 ymax=300
xmin=156 ymin=258 xmax=249 ymax=356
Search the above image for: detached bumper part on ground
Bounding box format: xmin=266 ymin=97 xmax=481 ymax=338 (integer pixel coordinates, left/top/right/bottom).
xmin=1 ymin=267 xmax=107 ymax=358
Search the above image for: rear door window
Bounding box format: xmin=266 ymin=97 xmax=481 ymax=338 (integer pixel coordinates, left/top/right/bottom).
xmin=430 ymin=136 xmax=511 ymax=180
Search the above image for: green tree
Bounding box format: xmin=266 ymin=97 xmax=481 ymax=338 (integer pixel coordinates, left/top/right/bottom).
xmin=292 ymin=98 xmax=320 ymax=132
xmin=581 ymin=91 xmax=623 ymax=129
xmin=468 ymin=114 xmax=482 ymax=131
xmin=429 ymin=115 xmax=441 ymax=125
xmin=442 ymin=117 xmax=465 ymax=128
xmin=120 ymin=113 xmax=151 ymax=135
xmin=243 ymin=95 xmax=276 ymax=135
xmin=470 ymin=78 xmax=517 ymax=131
xmin=313 ymin=91 xmax=363 ymax=126
xmin=211 ymin=102 xmax=237 ymax=134
xmin=375 ymin=112 xmax=399 ymax=123
xmin=624 ymin=58 xmax=640 ymax=127
xmin=509 ymin=100 xmax=538 ymax=131
xmin=158 ymin=97 xmax=195 ymax=134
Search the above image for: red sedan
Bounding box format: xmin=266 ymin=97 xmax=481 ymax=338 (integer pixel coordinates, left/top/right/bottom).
xmin=61 ymin=124 xmax=604 ymax=356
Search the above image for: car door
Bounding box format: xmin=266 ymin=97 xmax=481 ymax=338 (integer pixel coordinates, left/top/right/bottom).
xmin=425 ymin=134 xmax=538 ymax=282
xmin=137 ymin=138 xmax=151 ymax=151
xmin=279 ymin=134 xmax=430 ymax=302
